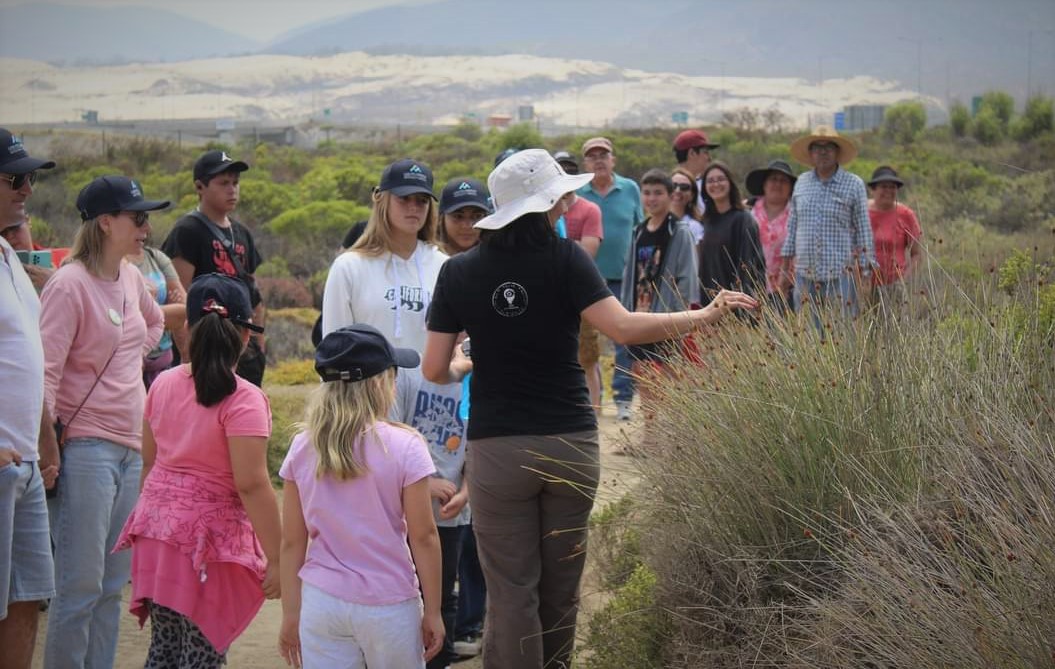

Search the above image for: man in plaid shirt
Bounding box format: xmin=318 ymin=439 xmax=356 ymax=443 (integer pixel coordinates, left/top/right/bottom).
xmin=778 ymin=126 xmax=875 ymax=316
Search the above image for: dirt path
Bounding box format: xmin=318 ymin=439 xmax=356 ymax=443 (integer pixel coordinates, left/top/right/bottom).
xmin=32 ymin=404 xmax=642 ymax=668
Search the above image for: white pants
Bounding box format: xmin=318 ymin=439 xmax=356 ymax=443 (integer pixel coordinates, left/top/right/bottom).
xmin=300 ymin=581 xmax=425 ymax=669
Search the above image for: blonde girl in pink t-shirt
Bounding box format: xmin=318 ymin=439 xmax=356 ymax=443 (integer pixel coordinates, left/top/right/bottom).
xmin=115 ymin=273 xmax=281 ymax=667
xmin=278 ymin=324 xmax=443 ymax=669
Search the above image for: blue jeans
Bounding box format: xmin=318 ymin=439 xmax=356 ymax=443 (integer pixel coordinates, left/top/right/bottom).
xmin=794 ymin=274 xmax=859 ymax=329
xmin=606 ymin=280 xmax=634 ymax=404
xmin=44 ymin=438 xmax=142 ymax=669
xmin=455 ymin=523 xmax=486 ymax=638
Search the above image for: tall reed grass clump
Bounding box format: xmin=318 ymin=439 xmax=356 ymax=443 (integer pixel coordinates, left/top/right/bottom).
xmin=589 ymin=252 xmax=1054 ymax=667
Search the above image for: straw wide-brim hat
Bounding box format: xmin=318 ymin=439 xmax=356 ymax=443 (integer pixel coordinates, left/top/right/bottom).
xmin=474 ymin=149 xmax=593 ymax=231
xmin=789 ymin=125 xmax=858 ymax=166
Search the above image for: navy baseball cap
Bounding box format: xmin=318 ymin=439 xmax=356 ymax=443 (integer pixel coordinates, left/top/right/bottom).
xmin=0 ymin=128 xmax=56 ymax=175
xmin=187 ymin=273 xmax=263 ymax=333
xmin=193 ymin=150 xmax=249 ymax=183
xmin=439 ymin=178 xmax=491 ymax=215
xmin=316 ymin=324 xmax=419 ymax=383
xmin=76 ymin=176 xmax=170 ymax=221
xmin=493 ymin=147 xmax=519 ymax=168
xmin=379 ymin=159 xmax=436 ymax=199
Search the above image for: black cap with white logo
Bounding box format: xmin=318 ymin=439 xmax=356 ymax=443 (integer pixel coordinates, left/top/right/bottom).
xmin=439 ymin=178 xmax=491 ymax=215
xmin=76 ymin=175 xmax=170 ymax=221
xmin=379 ymin=159 xmax=436 ymax=199
xmin=193 ymin=150 xmax=249 ymax=183
xmin=0 ymin=128 xmax=56 ymax=175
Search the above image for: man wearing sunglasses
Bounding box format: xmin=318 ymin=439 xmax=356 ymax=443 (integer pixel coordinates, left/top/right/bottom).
xmin=0 ymin=129 xmax=56 ymax=291
xmin=0 ymin=127 xmax=58 ymax=669
xmin=778 ymin=126 xmax=875 ymax=317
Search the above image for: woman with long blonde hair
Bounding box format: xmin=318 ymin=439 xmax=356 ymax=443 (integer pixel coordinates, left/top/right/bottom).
xmin=278 ymin=324 xmax=443 ymax=668
xmin=321 ymin=159 xmax=446 ymax=354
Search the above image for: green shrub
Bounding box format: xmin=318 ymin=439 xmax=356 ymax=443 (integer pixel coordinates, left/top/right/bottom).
xmin=949 ymin=101 xmax=971 ymax=137
xmin=581 ymin=564 xmax=667 ymax=669
xmin=268 ymin=359 xmax=318 ymax=386
xmin=883 ymin=100 xmax=927 ymax=145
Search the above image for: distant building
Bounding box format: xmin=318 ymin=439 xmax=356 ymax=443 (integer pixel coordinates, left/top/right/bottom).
xmin=517 ymin=105 xmax=535 ymax=121
xmin=843 ymin=104 xmax=887 ymax=131
xmin=487 ymin=114 xmax=513 ymax=128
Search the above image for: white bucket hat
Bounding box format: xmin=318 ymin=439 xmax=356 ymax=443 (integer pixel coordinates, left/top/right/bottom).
xmin=474 ymin=149 xmax=594 ymax=231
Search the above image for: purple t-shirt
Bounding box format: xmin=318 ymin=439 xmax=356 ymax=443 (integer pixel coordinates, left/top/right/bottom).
xmin=279 ymin=421 xmax=435 ymax=605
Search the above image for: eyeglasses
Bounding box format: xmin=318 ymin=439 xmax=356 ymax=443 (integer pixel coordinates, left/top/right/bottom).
xmin=809 ymin=143 xmax=839 ymax=153
xmin=705 ymin=176 xmax=729 ymax=185
xmin=0 ymin=172 xmax=37 ymax=190
xmin=672 ymin=183 xmax=693 ymax=192
xmin=113 ymin=211 xmax=150 ymax=227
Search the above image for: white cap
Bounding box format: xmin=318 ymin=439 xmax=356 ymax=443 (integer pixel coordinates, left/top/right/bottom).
xmin=473 ymin=149 xmax=594 ymax=231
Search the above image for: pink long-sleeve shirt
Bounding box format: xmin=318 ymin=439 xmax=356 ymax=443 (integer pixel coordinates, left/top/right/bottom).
xmin=40 ymin=260 xmax=163 ymax=451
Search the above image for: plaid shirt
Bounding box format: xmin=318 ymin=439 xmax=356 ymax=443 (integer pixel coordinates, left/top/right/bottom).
xmin=780 ymin=167 xmax=876 ymax=280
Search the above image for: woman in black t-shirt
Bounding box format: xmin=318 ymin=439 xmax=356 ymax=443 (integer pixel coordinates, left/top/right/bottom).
xmin=422 ymin=150 xmax=757 ymax=669
xmin=697 ymin=161 xmax=765 ymax=298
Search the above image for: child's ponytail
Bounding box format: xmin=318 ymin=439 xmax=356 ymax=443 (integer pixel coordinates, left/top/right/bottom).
xmin=189 ymin=312 xmax=244 ymax=407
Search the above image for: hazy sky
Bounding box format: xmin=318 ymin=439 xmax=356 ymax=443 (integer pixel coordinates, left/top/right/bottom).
xmin=4 ymin=0 xmax=439 ymax=42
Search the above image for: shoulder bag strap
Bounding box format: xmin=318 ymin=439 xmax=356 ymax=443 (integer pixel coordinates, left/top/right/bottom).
xmin=62 ymin=339 xmax=120 ymax=431
xmin=188 ymin=210 xmax=248 ymax=280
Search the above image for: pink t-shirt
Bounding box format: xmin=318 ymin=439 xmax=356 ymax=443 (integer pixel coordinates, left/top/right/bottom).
xmin=563 ymin=196 xmax=603 ymax=242
xmin=869 ymin=203 xmax=921 ymax=285
xmin=753 ymin=199 xmax=792 ymax=294
xmin=40 ymin=260 xmax=163 ymax=450
xmin=146 ymin=366 xmax=272 ymax=488
xmin=280 ymin=421 xmax=435 ymax=605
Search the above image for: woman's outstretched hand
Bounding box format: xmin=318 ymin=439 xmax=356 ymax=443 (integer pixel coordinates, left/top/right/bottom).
xmin=699 ymin=290 xmax=760 ymax=325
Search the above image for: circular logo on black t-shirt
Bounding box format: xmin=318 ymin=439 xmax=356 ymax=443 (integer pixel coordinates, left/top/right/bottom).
xmin=492 ymin=282 xmax=528 ymax=317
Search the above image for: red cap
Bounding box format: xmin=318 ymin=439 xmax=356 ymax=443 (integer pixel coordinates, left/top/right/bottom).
xmin=673 ymin=129 xmax=719 ymax=151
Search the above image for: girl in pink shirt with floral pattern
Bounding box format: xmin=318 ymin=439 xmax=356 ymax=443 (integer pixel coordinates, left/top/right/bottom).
xmin=278 ymin=324 xmax=443 ymax=669
xmin=115 ymin=274 xmax=281 ymax=668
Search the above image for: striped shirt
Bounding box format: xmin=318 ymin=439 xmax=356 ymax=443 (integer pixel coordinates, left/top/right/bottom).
xmin=780 ymin=167 xmax=876 ymax=280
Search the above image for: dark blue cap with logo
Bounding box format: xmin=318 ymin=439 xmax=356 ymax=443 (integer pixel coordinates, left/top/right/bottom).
xmin=0 ymin=128 xmax=56 ymax=175
xmin=187 ymin=273 xmax=264 ymax=333
xmin=316 ymin=324 xmax=419 ymax=383
xmin=75 ymin=175 xmax=170 ymax=221
xmin=379 ymin=159 xmax=436 ymax=199
xmin=439 ymin=178 xmax=491 ymax=215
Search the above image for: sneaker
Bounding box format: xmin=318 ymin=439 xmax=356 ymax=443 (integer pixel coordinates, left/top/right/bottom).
xmin=615 ymin=401 xmax=632 ymax=421
xmin=453 ymin=635 xmax=481 ymax=658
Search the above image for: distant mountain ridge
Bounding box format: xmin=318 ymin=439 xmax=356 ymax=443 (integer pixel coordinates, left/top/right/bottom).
xmin=1 ymin=0 xmax=1053 ymax=103
xmin=0 ymin=3 xmax=259 ymax=64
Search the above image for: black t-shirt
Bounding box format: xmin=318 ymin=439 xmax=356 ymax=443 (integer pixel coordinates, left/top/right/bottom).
xmin=632 ymin=217 xmax=672 ymax=312
xmin=161 ymin=212 xmax=264 ymax=306
xmin=697 ymin=208 xmax=765 ymax=298
xmin=428 ymin=238 xmax=612 ymax=440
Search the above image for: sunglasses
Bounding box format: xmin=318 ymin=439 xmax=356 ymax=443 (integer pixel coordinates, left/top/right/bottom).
xmin=113 ymin=211 xmax=151 ymax=227
xmin=705 ymin=176 xmax=729 ymax=185
xmin=809 ymin=142 xmax=839 ymax=153
xmin=0 ymin=172 xmax=37 ymax=190
xmin=672 ymin=183 xmax=693 ymax=192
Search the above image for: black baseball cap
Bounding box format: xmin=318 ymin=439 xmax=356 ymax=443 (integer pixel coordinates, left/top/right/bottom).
xmin=76 ymin=176 xmax=170 ymax=221
xmin=316 ymin=324 xmax=420 ymax=383
xmin=0 ymin=128 xmax=56 ymax=175
xmin=193 ymin=150 xmax=249 ymax=183
xmin=552 ymin=151 xmax=579 ymax=174
xmin=379 ymin=159 xmax=436 ymax=198
xmin=439 ymin=178 xmax=491 ymax=215
xmin=187 ymin=273 xmax=264 ymax=333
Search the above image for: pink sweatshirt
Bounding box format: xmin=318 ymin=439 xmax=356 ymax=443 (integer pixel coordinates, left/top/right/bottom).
xmin=40 ymin=260 xmax=163 ymax=450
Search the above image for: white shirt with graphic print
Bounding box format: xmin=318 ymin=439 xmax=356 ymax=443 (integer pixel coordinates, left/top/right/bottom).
xmin=321 ymin=240 xmax=448 ymax=354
